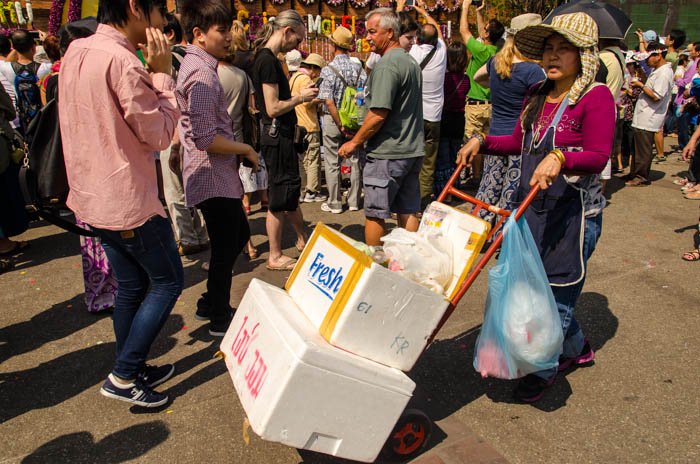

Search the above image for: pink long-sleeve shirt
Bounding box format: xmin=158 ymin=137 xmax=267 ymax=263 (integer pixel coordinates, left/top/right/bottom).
xmin=59 ymin=24 xmax=180 ymax=230
xmin=482 ymin=84 xmax=615 ymax=174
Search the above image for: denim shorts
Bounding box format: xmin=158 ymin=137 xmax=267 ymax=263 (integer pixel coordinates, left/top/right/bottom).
xmin=363 ymin=156 xmax=423 ymax=219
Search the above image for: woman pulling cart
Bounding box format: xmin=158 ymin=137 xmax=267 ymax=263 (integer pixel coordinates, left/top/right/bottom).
xmin=458 ymin=12 xmax=616 ymax=402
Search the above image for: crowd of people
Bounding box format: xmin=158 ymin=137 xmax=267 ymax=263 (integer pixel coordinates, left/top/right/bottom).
xmin=0 ymin=0 xmax=699 ymax=408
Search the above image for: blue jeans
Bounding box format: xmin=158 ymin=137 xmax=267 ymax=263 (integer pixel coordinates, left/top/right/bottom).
xmin=93 ymin=215 xmax=184 ymax=380
xmin=535 ymin=213 xmax=602 ymax=381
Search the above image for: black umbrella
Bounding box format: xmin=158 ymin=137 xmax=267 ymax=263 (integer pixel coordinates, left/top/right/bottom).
xmin=544 ymin=0 xmax=633 ymax=40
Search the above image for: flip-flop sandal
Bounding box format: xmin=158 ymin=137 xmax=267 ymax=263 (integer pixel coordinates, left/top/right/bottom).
xmin=673 ymin=178 xmax=690 ymax=186
xmin=682 ymin=250 xmax=700 ymax=261
xmin=0 ymin=241 xmax=29 ymax=256
xmin=685 ymin=192 xmax=700 ymax=200
xmin=266 ymin=257 xmax=297 ymax=271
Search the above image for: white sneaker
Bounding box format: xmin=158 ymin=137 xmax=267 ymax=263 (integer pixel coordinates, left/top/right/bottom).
xmin=321 ymin=203 xmax=342 ymax=214
xmin=349 ymin=206 xmax=359 ymax=211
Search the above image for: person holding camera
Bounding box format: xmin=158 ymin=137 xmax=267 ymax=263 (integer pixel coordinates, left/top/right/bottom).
xmin=459 ymin=0 xmax=504 ymax=183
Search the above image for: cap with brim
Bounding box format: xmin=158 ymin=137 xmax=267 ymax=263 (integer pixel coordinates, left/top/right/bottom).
xmin=625 ymin=51 xmax=643 ymax=64
xmin=515 ymin=12 xmax=598 ymax=61
xmin=636 ymin=50 xmax=662 ymax=61
xmin=643 ymin=30 xmax=658 ymax=43
xmin=301 ymin=53 xmax=326 ymax=69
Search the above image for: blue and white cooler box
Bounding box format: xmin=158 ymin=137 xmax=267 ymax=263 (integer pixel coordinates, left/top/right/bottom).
xmin=286 ymin=222 xmax=453 ymax=371
xmin=221 ymin=279 xmax=415 ymax=463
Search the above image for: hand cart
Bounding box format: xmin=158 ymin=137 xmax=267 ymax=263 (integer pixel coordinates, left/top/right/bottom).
xmin=378 ymin=167 xmax=541 ymax=462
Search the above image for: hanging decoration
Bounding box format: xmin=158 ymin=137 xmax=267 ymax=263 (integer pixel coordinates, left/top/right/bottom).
xmin=372 ymin=0 xmax=395 ymax=7
xmin=421 ymin=0 xmax=440 ymax=13
xmin=67 ymin=0 xmax=83 ymax=24
xmin=349 ymin=0 xmax=371 ymax=8
xmin=49 ymin=0 xmax=66 ymax=34
xmin=324 ymin=0 xmax=344 ymax=7
xmin=437 ymin=0 xmax=461 ymax=13
xmin=296 ymin=0 xmax=316 ymax=5
xmin=25 ymin=1 xmax=32 ymax=24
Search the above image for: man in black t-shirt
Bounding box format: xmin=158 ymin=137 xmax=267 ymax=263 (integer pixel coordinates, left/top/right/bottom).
xmin=251 ymin=10 xmax=319 ymax=271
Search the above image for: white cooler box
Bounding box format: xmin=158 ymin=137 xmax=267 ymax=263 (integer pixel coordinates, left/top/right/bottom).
xmin=419 ymin=202 xmax=491 ymax=300
xmin=285 ymin=223 xmax=450 ymax=371
xmin=221 ymin=279 xmax=415 ymax=463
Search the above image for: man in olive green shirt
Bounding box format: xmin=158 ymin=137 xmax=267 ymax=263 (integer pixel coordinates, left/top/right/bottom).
xmin=459 ymin=0 xmax=503 ymax=180
xmin=339 ymin=8 xmax=424 ymax=246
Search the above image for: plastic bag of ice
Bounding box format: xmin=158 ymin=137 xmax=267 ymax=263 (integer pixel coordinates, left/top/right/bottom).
xmin=474 ymin=213 xmax=563 ymax=379
xmin=381 ymin=228 xmax=453 ymax=295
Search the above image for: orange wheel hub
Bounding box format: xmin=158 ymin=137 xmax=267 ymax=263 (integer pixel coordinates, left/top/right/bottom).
xmin=392 ymin=421 xmax=425 ymax=455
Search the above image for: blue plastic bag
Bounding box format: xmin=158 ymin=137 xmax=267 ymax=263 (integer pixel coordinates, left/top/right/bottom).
xmin=473 ymin=213 xmax=563 ymax=379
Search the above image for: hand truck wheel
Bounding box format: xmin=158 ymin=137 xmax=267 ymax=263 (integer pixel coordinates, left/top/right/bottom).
xmin=379 ymin=408 xmax=432 ymax=462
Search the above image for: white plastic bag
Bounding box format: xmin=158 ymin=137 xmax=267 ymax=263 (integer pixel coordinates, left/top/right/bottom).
xmin=381 ymin=228 xmax=453 ymax=295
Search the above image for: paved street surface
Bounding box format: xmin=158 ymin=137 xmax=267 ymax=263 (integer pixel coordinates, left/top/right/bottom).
xmin=1 ymin=139 xmax=699 ymax=463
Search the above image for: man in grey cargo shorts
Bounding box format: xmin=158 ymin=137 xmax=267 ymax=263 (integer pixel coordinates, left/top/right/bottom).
xmin=338 ymin=7 xmax=425 ymax=245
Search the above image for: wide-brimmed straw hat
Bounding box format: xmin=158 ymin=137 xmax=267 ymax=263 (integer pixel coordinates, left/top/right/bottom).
xmin=301 ymin=53 xmax=326 ymax=69
xmin=506 ymin=13 xmax=542 ymax=37
xmin=515 ymin=12 xmax=599 ymax=106
xmin=327 ymin=26 xmax=354 ymax=50
xmin=515 ymin=12 xmax=598 ymax=61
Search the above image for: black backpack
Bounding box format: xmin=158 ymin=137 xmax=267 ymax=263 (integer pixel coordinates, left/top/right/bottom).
xmin=11 ymin=62 xmax=42 ymax=136
xmin=18 ymin=91 xmax=96 ymax=237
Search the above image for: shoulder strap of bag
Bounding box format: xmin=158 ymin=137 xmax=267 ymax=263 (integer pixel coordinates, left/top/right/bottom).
xmin=38 ymin=209 xmax=98 ymax=237
xmin=353 ymin=64 xmax=363 ymax=87
xmin=445 ymin=75 xmax=467 ymax=102
xmin=328 ymin=65 xmax=349 ymax=88
xmin=420 ymin=46 xmax=438 ymax=70
xmin=11 ymin=61 xmax=40 ymax=77
xmin=289 ymin=73 xmax=305 ymax=97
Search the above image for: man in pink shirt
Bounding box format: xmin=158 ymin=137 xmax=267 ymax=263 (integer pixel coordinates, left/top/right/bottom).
xmin=59 ymin=0 xmax=182 ymax=408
